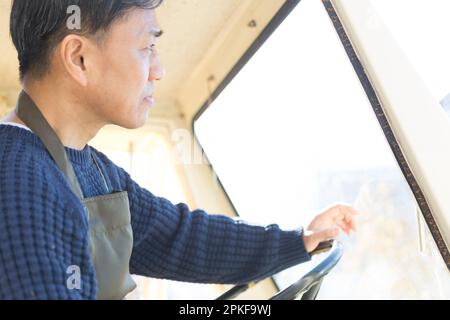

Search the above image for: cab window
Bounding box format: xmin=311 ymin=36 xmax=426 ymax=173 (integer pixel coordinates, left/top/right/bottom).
xmin=194 ymin=0 xmax=450 ymax=299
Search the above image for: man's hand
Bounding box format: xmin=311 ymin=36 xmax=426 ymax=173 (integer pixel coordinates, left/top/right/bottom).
xmin=303 ymin=204 xmax=359 ymax=253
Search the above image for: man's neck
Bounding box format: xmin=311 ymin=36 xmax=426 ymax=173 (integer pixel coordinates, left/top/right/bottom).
xmin=2 ymin=80 xmax=105 ymax=150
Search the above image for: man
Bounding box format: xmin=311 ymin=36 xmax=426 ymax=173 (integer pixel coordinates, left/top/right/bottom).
xmin=0 ymin=0 xmax=358 ymax=299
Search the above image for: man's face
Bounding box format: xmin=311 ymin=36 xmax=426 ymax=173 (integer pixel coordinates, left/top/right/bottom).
xmin=85 ymin=9 xmax=165 ymax=129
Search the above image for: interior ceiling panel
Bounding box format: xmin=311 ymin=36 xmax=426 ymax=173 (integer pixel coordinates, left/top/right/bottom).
xmin=0 ymin=0 xmax=244 ymax=115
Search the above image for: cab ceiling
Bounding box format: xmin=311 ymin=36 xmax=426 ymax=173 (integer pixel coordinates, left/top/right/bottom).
xmin=0 ymin=0 xmax=245 ymax=116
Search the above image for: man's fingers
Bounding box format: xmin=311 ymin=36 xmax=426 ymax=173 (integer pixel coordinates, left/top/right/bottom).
xmin=314 ymin=228 xmax=340 ymax=242
xmin=348 ymin=206 xmax=360 ymax=216
xmin=332 ymin=212 xmax=354 ymax=234
xmin=341 ymin=206 xmax=358 ymax=231
xmin=350 ymin=219 xmax=357 ymax=232
xmin=344 ymin=213 xmax=357 ymax=232
xmin=333 ymin=205 xmax=358 ymax=220
xmin=336 ymin=204 xmax=360 ymax=216
xmin=309 ymin=204 xmax=360 ymax=236
xmin=335 ymin=221 xmax=350 ymax=235
xmin=305 ymin=227 xmax=340 ymax=253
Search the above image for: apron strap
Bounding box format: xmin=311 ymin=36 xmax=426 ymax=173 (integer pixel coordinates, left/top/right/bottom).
xmin=14 ymin=91 xmax=85 ymax=200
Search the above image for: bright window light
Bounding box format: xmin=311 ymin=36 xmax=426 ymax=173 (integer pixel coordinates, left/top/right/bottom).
xmin=370 ymin=0 xmax=450 ymax=112
xmin=194 ymin=0 xmax=450 ymax=299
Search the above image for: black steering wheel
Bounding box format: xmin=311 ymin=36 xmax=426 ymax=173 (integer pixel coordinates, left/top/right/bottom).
xmin=216 ymin=240 xmax=343 ymax=300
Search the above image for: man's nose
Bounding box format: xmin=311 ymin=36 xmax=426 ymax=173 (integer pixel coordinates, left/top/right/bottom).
xmin=149 ymin=56 xmax=165 ymax=81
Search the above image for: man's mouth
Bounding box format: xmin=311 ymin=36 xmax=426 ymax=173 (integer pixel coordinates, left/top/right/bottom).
xmin=144 ymin=96 xmax=155 ymax=107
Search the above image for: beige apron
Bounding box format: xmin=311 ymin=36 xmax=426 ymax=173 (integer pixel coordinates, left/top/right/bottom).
xmin=15 ymin=91 xmax=136 ymax=300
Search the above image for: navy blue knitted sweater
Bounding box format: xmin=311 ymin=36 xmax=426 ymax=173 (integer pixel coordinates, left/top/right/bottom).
xmin=0 ymin=124 xmax=311 ymax=299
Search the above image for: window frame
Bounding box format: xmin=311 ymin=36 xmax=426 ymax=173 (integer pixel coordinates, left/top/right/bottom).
xmin=323 ymin=0 xmax=449 ymax=269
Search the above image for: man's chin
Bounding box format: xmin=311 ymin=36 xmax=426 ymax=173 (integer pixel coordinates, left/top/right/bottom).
xmin=116 ymin=114 xmax=149 ymax=130
xmin=117 ymin=121 xmax=146 ymax=130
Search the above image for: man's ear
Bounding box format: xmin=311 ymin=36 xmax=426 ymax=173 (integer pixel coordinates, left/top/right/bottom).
xmin=59 ymin=35 xmax=90 ymax=87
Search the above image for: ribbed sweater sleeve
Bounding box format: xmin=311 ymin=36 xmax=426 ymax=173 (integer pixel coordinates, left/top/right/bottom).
xmin=107 ymin=158 xmax=312 ymax=284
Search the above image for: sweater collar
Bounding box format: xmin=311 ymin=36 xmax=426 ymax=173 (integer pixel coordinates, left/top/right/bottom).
xmin=0 ymin=124 xmax=93 ymax=166
xmin=65 ymin=144 xmax=92 ymax=165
